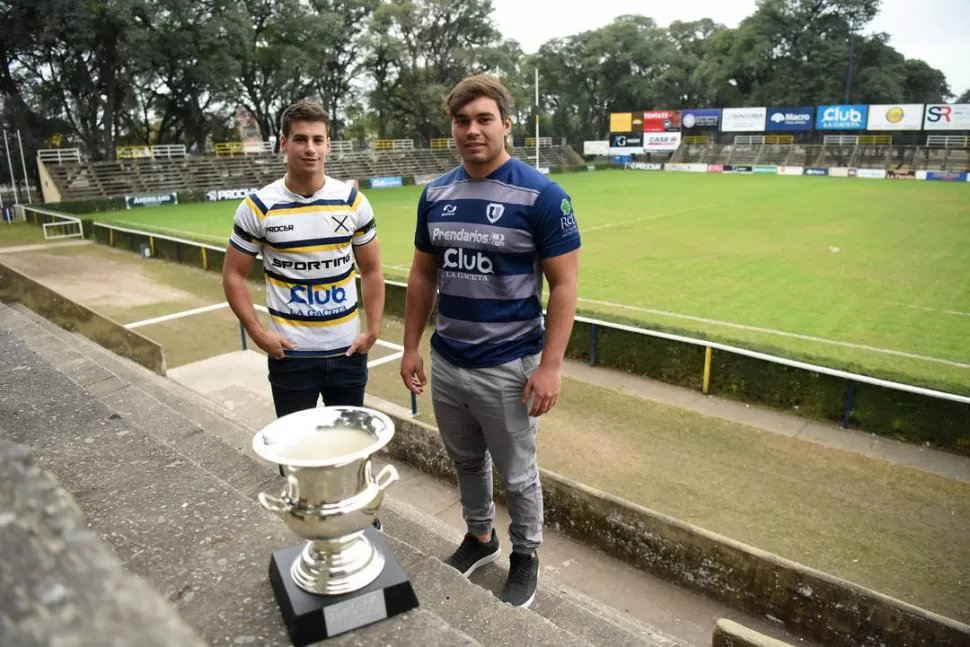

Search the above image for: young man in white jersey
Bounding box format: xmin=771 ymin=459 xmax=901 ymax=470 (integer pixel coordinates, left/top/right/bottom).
xmin=223 ymin=99 xmax=385 ymax=425
xmin=399 ymin=75 xmax=581 ymax=607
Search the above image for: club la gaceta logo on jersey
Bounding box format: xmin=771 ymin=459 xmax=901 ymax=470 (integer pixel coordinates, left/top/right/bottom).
xmin=286 ymin=284 xmax=349 ymax=317
xmin=443 ymin=248 xmax=493 ymax=275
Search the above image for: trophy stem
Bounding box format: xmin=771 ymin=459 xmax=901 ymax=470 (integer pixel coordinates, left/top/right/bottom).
xmin=291 ymin=534 xmax=385 ymax=596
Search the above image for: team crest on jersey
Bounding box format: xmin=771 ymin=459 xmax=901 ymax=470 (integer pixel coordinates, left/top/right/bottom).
xmin=485 ymin=203 xmax=505 ymax=224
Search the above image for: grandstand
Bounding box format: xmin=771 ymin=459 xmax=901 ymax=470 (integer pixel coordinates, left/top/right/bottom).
xmin=36 ymin=138 xmax=585 ymax=203
xmin=670 ymin=134 xmax=970 ymax=172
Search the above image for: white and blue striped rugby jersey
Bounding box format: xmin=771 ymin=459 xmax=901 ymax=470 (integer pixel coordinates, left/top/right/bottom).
xmin=415 ymin=158 xmax=581 ymax=369
xmin=230 ymin=177 xmax=377 ymax=358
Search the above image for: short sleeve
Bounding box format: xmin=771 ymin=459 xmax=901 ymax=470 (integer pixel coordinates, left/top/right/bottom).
xmin=229 ymin=195 xmax=265 ymax=256
xmin=532 ymin=183 xmax=581 ymax=259
xmin=352 ymin=191 xmax=377 ymax=246
xmin=414 ymin=187 xmax=434 ymax=253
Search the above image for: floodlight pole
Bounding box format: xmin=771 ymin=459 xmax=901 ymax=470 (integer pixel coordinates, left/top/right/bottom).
xmin=844 ymin=13 xmax=857 ymax=105
xmin=534 ymin=67 xmax=540 ymax=170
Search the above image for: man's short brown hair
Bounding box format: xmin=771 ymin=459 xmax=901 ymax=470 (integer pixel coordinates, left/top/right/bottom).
xmin=443 ymin=74 xmax=514 ymax=122
xmin=280 ymin=100 xmax=330 ymax=137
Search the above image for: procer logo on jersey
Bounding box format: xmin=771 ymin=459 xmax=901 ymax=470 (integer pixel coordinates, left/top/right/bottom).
xmin=442 ymin=248 xmax=493 ymax=280
xmin=266 ymin=224 xmax=295 ymax=233
xmin=816 ymin=105 xmax=868 ymax=130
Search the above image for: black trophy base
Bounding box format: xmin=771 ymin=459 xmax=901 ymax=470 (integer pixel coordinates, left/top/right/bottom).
xmin=269 ymin=527 xmax=419 ymax=645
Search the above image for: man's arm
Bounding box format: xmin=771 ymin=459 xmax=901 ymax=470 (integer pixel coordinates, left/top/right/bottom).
xmin=399 ymin=250 xmax=438 ymax=393
xmin=539 ymin=249 xmax=579 ymax=370
xmin=222 ymin=245 xmax=293 ymax=358
xmin=521 ymin=249 xmax=579 ymax=416
xmin=347 ymin=239 xmax=385 ymax=355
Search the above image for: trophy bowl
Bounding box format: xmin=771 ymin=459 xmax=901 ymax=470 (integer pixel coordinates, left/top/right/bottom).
xmin=253 ymin=406 xmax=399 ymax=596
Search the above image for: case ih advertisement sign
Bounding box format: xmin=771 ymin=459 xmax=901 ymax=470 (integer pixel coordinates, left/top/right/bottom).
xmin=642 ymin=111 xmax=681 ymax=132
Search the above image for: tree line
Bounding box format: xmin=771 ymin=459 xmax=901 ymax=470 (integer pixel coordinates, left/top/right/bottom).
xmin=0 ymin=0 xmax=964 ymax=168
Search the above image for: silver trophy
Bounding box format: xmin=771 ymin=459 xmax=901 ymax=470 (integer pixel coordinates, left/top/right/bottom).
xmin=253 ymin=406 xmax=419 ymax=644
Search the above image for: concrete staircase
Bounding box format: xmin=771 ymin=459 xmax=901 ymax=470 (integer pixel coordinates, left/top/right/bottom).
xmin=0 ymin=300 xmax=689 ymax=647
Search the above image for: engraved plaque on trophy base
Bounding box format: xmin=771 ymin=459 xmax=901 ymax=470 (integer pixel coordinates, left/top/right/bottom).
xmin=269 ymin=527 xmax=419 ymax=645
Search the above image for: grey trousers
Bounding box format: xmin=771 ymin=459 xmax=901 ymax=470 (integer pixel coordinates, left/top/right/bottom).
xmin=431 ymin=349 xmax=543 ymax=554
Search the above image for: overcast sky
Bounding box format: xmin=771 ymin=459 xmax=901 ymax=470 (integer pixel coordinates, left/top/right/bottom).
xmin=489 ymin=0 xmax=970 ymax=99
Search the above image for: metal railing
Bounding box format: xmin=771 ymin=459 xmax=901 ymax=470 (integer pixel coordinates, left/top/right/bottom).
xmin=37 ymin=148 xmax=82 ymax=164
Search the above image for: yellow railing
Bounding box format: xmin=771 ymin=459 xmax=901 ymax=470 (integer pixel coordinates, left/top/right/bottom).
xmin=116 ymin=146 xmax=153 ymax=159
xmin=373 ymin=139 xmax=394 ymax=150
xmin=858 ymin=135 xmax=893 ymax=146
xmin=682 ymin=136 xmax=710 ymax=145
xmin=764 ymin=135 xmax=794 ymax=145
xmin=430 ymin=139 xmax=452 ymax=149
xmin=214 ymin=142 xmax=246 ymax=156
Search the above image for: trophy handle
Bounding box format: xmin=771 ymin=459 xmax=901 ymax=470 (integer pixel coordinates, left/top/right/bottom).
xmin=374 ymin=464 xmax=399 ymax=491
xmin=258 ymin=491 xmax=289 ymax=514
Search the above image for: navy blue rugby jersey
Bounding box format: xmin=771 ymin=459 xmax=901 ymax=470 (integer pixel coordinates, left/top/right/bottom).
xmin=415 ymin=158 xmax=581 ymax=368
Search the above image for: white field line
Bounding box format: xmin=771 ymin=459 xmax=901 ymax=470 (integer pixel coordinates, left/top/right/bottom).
xmin=582 ymin=203 xmax=722 ymax=233
xmin=124 ymin=303 xmax=230 ymax=328
xmin=883 ymin=301 xmax=970 ymax=318
xmin=581 ymin=297 xmax=970 ymax=369
xmin=368 ymin=351 xmax=404 ymax=369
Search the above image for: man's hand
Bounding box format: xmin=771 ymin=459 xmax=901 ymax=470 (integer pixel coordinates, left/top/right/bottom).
xmin=252 ymin=329 xmax=296 ymax=359
xmin=522 ymin=364 xmax=561 ymax=417
xmin=399 ymin=349 xmax=427 ymax=394
xmin=346 ymin=331 xmax=378 ymax=356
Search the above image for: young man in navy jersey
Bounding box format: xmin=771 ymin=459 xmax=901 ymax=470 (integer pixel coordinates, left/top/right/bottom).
xmin=400 ymin=74 xmax=580 ymax=607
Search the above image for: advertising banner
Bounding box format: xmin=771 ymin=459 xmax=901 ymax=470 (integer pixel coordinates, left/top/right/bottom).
xmin=803 ymin=167 xmax=829 ymax=176
xmin=125 ymin=193 xmax=178 ymax=209
xmin=609 ymin=133 xmax=643 ymax=154
xmin=777 ymin=166 xmax=804 ymax=176
xmin=687 ymin=164 xmax=708 ymax=173
xmin=370 ymin=176 xmax=403 ymax=189
xmin=611 ymin=154 xmax=633 ymax=164
xmin=866 ymin=104 xmax=924 ymax=131
xmin=204 ymin=187 xmax=259 ymax=202
xmin=707 ymin=164 xmax=724 ymax=173
xmin=609 ymin=113 xmax=632 ymax=132
xmin=664 ymin=163 xmax=689 ymax=172
xmin=643 ymin=132 xmax=682 ymax=151
xmin=753 ymin=165 xmax=778 ymax=174
xmin=886 ymin=169 xmax=916 ymax=180
xmin=681 ymin=109 xmax=721 ymax=130
xmin=723 ymin=165 xmax=753 ymax=174
xmin=766 ymin=107 xmax=814 ymax=132
xmin=721 ymin=107 xmax=767 ymax=132
xmin=853 ymin=169 xmax=887 ymax=179
xmin=923 ymin=104 xmax=970 ymax=130
xmin=624 ymin=162 xmax=663 ymax=171
xmin=926 ymin=170 xmax=968 ymax=182
xmin=816 ymin=105 xmax=868 ymax=130
xmin=642 ymin=111 xmax=681 ymax=132
xmin=583 ymin=140 xmax=610 ymax=156
xmin=828 ymin=167 xmax=850 ymax=177
xmin=916 ymin=170 xmax=928 ymax=180
xmin=413 ymin=174 xmax=437 ymax=185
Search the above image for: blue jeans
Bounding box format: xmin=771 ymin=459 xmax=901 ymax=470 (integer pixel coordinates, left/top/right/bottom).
xmin=267 ymin=353 xmax=368 ymax=417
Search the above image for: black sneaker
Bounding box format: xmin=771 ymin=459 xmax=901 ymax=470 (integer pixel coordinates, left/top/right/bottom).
xmin=444 ymin=530 xmax=501 ymax=576
xmin=501 ymin=551 xmax=539 ymax=608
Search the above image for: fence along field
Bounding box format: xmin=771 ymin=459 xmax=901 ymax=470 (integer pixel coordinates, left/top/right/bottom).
xmin=87 ymin=170 xmax=970 ymax=395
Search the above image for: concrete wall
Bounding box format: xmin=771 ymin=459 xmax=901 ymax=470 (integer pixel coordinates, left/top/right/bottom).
xmin=0 ymin=260 xmax=166 ymax=375
xmin=0 ymin=439 xmax=206 ymax=647
xmin=712 ymin=619 xmax=794 ymax=647
xmin=379 ymin=409 xmax=970 ymax=647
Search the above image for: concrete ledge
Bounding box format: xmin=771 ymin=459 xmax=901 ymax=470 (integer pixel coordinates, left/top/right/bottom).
xmin=0 ymin=439 xmax=206 ymax=647
xmin=712 ymin=619 xmax=793 ymax=647
xmin=0 ymin=262 xmax=165 ymax=374
xmin=381 ymin=410 xmax=970 ymax=647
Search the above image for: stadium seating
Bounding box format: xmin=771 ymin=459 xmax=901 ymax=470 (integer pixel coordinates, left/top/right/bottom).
xmin=38 ymin=143 xmax=586 ymax=203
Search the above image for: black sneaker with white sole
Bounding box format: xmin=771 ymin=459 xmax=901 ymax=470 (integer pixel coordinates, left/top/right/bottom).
xmin=444 ymin=530 xmax=501 ymax=576
xmin=501 ymin=551 xmax=539 ymax=608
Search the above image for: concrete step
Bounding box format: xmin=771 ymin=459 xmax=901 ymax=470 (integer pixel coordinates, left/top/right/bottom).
xmin=6 ymin=302 xmax=694 ymax=646
xmin=0 ymin=301 xmax=609 ymax=647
